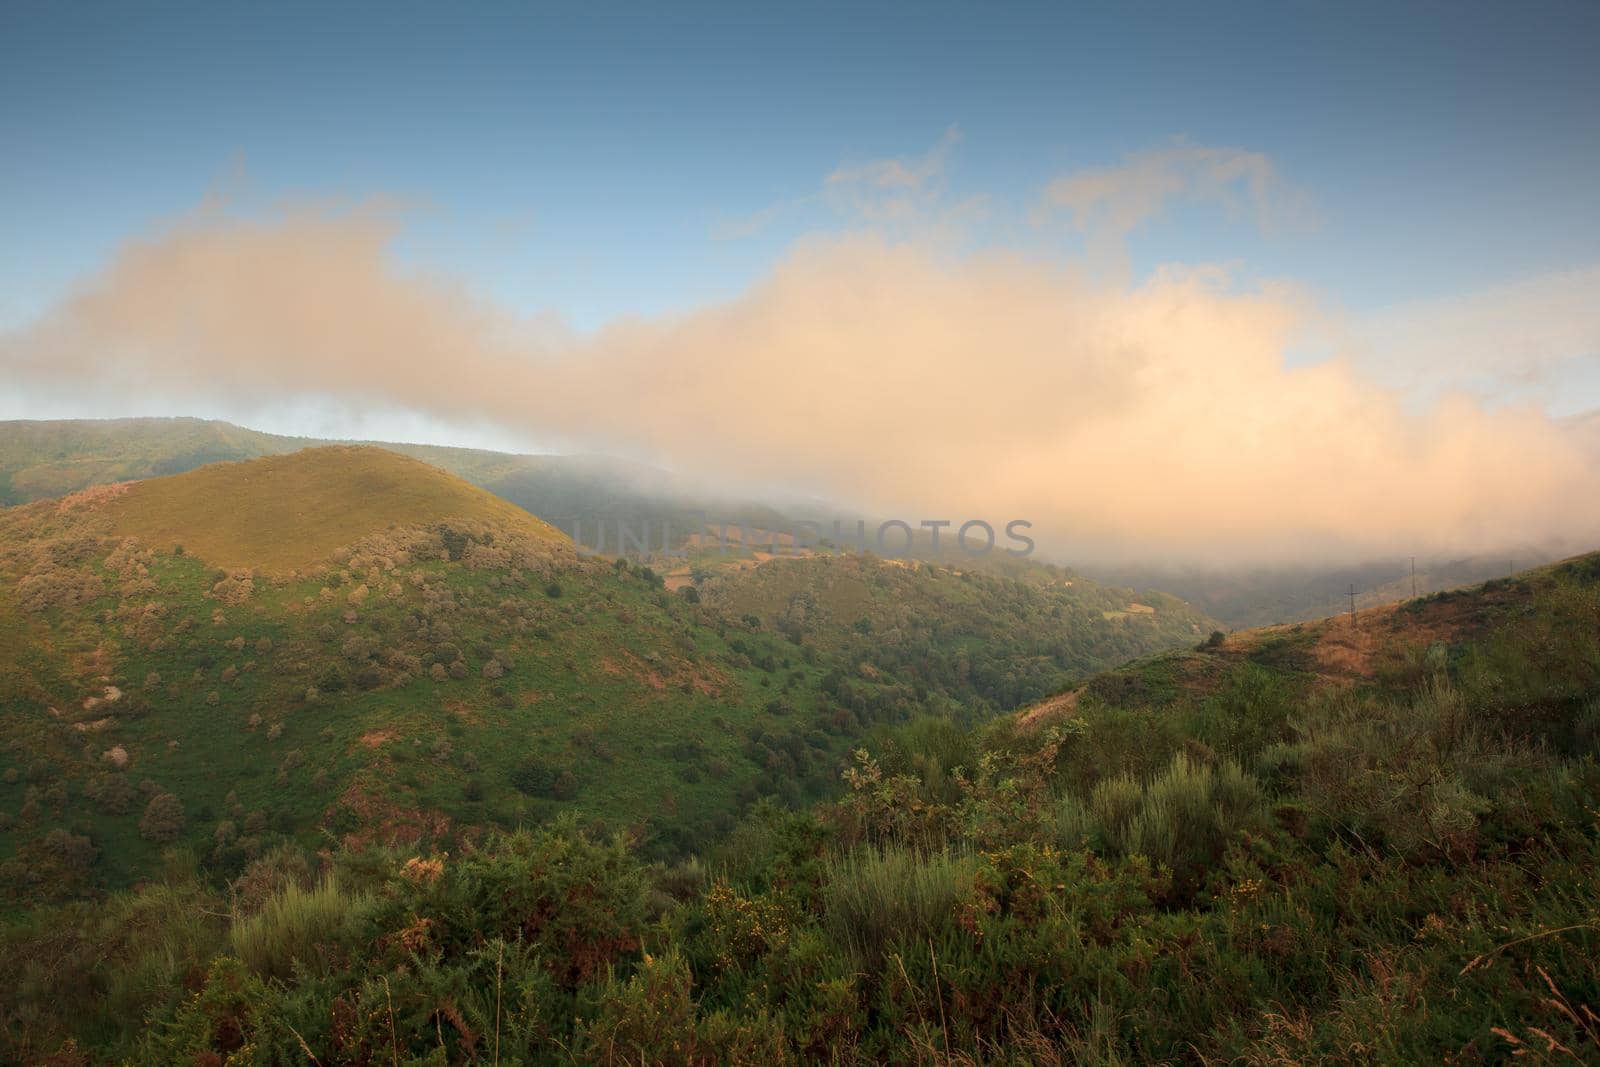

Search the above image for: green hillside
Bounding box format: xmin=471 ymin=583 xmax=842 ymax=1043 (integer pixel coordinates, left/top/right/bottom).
xmin=3 ymin=536 xmax=1596 ymax=1062
xmin=701 ymin=552 xmax=1209 ymax=711
xmin=2 ymin=419 xmax=1553 ymax=634
xmin=0 ymin=418 xmax=790 ymax=538
xmin=0 ymin=417 xmax=301 ymax=504
xmin=0 ymin=448 xmax=1214 ymax=912
xmin=2 ymin=440 xmax=1593 ymax=1064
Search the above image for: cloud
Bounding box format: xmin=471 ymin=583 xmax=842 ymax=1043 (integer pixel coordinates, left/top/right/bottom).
xmin=1036 ymin=138 xmax=1315 ymax=273
xmin=711 ymin=198 xmax=799 ymax=242
xmin=5 ymin=198 xmax=1598 ymax=566
xmin=1353 ymin=264 xmax=1600 ymax=402
xmin=713 ymin=126 xmax=976 ymax=241
xmin=823 ymin=125 xmax=962 ymax=222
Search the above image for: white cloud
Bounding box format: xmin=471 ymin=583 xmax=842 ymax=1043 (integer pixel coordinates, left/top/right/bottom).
xmin=1035 ymin=137 xmax=1316 ymax=275
xmin=5 ymin=203 xmax=1599 ymax=565
xmin=1353 ymin=264 xmax=1600 ymax=404
xmin=712 ymin=126 xmax=975 ymax=241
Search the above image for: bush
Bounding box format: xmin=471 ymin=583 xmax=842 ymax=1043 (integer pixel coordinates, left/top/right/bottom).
xmin=1081 ymin=752 xmax=1269 ymax=891
xmin=42 ymin=829 xmax=98 ymax=874
xmin=822 ymin=846 xmax=975 ymax=964
xmin=139 ymin=792 xmax=187 ymax=843
xmin=85 ymin=772 xmax=136 ymax=815
xmin=229 ymin=876 xmax=371 ymax=981
xmin=510 ymin=759 xmax=577 ymax=798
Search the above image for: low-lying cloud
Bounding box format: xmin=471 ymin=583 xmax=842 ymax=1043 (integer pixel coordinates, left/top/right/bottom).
xmin=4 ymin=198 xmax=1599 ymax=565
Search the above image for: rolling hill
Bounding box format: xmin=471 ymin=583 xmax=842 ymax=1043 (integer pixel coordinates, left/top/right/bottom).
xmin=3 ymin=522 xmax=1596 ymax=1062
xmin=100 ymin=446 xmax=566 ymax=574
xmin=0 ymin=417 xmax=301 ymax=504
xmin=1085 ymin=551 xmax=1567 ymax=629
xmin=700 ymin=551 xmax=1210 ymax=711
xmin=3 ymin=418 xmax=1568 ymax=634
xmin=0 ymin=446 xmax=1216 ymax=907
xmin=0 ymin=417 xmax=792 ymax=538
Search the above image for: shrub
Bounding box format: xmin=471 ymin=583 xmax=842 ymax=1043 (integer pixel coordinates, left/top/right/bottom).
xmin=822 ymin=847 xmax=975 ymax=965
xmin=42 ymin=829 xmax=98 ymax=874
xmin=229 ymin=844 xmax=315 ymax=916
xmin=229 ymin=876 xmax=371 ymax=981
xmin=510 ymin=759 xmax=572 ymax=798
xmin=85 ymin=772 xmax=136 ymax=815
xmin=402 ymin=823 xmax=649 ymax=987
xmin=139 ymin=792 xmax=187 ymax=843
xmin=1084 ymin=752 xmax=1270 ymax=890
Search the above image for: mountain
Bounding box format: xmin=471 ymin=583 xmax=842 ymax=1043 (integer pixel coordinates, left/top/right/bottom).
xmin=0 ymin=447 xmax=1215 ymax=905
xmin=0 ymin=417 xmax=300 ymax=504
xmin=1086 ymin=550 xmax=1564 ymax=629
xmin=5 ymin=418 xmax=1545 ymax=632
xmin=0 ymin=417 xmax=791 ymax=537
xmin=4 ymin=527 xmax=1596 ymax=1062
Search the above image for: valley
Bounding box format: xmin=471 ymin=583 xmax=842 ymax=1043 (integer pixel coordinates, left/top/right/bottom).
xmin=1 ymin=444 xmax=1595 ymax=1061
xmin=5 ymin=9 xmax=1598 ymax=1061
xmin=0 ymin=445 xmax=1213 ymax=903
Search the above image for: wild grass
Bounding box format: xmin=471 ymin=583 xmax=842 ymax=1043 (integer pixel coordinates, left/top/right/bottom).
xmin=229 ymin=874 xmax=372 ymax=981
xmin=1077 ymin=751 xmax=1270 ymax=881
xmin=823 ymin=846 xmax=977 ymax=964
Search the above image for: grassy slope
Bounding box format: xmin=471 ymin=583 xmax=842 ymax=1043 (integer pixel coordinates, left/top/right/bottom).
xmin=0 ymin=451 xmax=830 ymax=897
xmin=103 ymin=446 xmax=564 ymax=573
xmin=1012 ymin=552 xmax=1600 ymax=798
xmin=1019 ymin=562 xmax=1553 ymax=728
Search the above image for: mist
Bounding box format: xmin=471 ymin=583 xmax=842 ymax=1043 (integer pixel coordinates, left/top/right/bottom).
xmin=4 ymin=203 xmax=1598 ymax=566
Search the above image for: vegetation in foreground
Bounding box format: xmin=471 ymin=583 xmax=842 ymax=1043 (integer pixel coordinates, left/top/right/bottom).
xmin=3 ymin=552 xmax=1598 ymax=1063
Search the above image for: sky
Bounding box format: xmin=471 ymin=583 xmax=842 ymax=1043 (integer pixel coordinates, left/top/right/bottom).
xmin=2 ymin=2 xmax=1599 ymax=562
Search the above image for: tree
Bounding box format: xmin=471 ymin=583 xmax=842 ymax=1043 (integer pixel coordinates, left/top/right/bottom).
xmin=139 ymin=792 xmax=187 ymax=843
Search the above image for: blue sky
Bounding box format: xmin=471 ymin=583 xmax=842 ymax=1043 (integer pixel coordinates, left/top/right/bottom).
xmin=3 ymin=2 xmax=1600 ymax=559
xmin=4 ymin=1 xmax=1598 ymax=333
